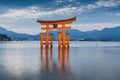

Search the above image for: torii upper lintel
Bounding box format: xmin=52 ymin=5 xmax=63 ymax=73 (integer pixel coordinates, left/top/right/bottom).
xmin=37 ymin=17 xmax=76 ymax=25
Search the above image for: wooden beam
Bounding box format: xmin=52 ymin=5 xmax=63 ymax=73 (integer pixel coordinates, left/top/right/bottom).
xmin=37 ymin=17 xmax=76 ymax=25
xmin=41 ymin=26 xmax=71 ymax=30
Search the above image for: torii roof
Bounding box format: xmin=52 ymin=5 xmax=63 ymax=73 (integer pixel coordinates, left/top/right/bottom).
xmin=37 ymin=17 xmax=76 ymax=25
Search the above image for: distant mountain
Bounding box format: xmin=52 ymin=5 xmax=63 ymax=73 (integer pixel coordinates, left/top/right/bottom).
xmin=0 ymin=26 xmax=120 ymax=41
xmin=84 ymin=27 xmax=120 ymax=41
xmin=0 ymin=27 xmax=39 ymax=40
xmin=46 ymin=26 xmax=120 ymax=41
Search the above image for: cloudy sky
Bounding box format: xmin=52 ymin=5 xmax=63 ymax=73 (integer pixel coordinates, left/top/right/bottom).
xmin=0 ymin=0 xmax=120 ymax=34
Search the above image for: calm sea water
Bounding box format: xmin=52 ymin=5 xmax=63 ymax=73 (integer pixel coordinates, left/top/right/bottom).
xmin=0 ymin=41 xmax=120 ymax=80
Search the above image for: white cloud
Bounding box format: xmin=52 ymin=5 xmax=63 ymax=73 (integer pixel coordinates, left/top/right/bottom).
xmin=115 ymin=13 xmax=120 ymax=16
xmin=0 ymin=24 xmax=12 ymax=29
xmin=55 ymin=0 xmax=63 ymax=5
xmin=0 ymin=23 xmax=40 ymax=34
xmin=55 ymin=0 xmax=76 ymax=5
xmin=68 ymin=0 xmax=76 ymax=2
xmin=10 ymin=28 xmax=40 ymax=34
xmin=95 ymin=0 xmax=119 ymax=7
xmin=0 ymin=0 xmax=119 ymax=20
xmin=0 ymin=23 xmax=120 ymax=34
xmin=0 ymin=7 xmax=47 ymax=19
xmin=0 ymin=6 xmax=77 ymax=19
xmin=1 ymin=22 xmax=120 ymax=34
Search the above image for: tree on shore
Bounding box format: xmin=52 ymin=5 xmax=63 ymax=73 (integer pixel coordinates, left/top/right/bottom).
xmin=0 ymin=34 xmax=11 ymax=41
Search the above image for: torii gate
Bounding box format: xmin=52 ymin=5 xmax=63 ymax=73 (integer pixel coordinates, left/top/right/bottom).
xmin=37 ymin=17 xmax=76 ymax=48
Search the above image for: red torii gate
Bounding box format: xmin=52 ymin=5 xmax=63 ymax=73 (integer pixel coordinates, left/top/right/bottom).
xmin=37 ymin=17 xmax=76 ymax=48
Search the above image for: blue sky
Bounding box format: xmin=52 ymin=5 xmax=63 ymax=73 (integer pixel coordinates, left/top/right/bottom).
xmin=0 ymin=0 xmax=120 ymax=34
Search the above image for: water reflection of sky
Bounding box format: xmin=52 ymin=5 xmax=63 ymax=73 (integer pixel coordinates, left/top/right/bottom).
xmin=0 ymin=41 xmax=40 ymax=79
xmin=0 ymin=41 xmax=120 ymax=80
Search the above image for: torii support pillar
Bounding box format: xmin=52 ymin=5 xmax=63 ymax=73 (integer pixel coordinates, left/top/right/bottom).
xmin=40 ymin=32 xmax=53 ymax=48
xmin=58 ymin=32 xmax=70 ymax=48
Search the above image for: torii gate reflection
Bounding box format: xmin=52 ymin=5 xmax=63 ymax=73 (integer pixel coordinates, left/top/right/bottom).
xmin=40 ymin=47 xmax=71 ymax=73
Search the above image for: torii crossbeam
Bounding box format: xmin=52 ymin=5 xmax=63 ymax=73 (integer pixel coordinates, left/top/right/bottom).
xmin=37 ymin=17 xmax=76 ymax=48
